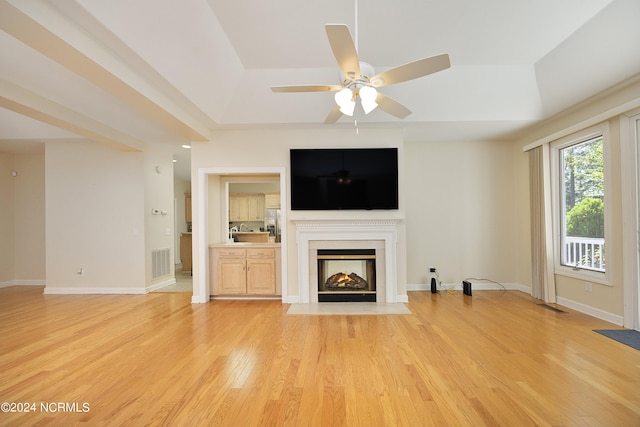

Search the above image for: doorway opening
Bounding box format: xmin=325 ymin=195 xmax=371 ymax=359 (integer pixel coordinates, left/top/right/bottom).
xmin=193 ymin=167 xmax=287 ymax=303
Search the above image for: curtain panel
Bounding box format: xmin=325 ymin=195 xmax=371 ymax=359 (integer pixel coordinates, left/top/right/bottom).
xmin=529 ymin=145 xmax=556 ymax=302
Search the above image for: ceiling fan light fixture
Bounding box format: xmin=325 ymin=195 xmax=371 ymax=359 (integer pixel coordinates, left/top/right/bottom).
xmin=339 ymin=100 xmax=356 ymax=116
xmin=335 ymin=87 xmax=355 ymax=116
xmin=359 ymin=85 xmax=378 ymax=114
xmin=335 ymin=87 xmax=353 ymax=106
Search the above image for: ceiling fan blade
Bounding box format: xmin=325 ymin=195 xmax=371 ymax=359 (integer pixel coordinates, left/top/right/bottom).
xmin=325 ymin=24 xmax=361 ymax=80
xmin=376 ymin=93 xmax=412 ymax=119
xmin=271 ymin=85 xmax=341 ymax=93
xmin=324 ymin=104 xmax=343 ymax=124
xmin=370 ymin=54 xmax=450 ymax=87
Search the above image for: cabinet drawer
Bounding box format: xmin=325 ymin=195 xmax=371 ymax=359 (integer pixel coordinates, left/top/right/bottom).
xmin=216 ymin=248 xmax=246 ymax=259
xmin=247 ymin=248 xmax=275 ymax=259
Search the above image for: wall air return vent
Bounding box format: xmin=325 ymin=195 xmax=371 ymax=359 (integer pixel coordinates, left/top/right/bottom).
xmin=151 ymin=248 xmax=171 ymax=279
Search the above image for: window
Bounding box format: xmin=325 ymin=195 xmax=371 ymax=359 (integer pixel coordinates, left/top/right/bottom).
xmin=551 ymin=125 xmax=610 ymax=282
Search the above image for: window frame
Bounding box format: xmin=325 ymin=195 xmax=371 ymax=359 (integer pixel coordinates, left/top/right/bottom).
xmin=550 ymin=123 xmax=612 ymax=285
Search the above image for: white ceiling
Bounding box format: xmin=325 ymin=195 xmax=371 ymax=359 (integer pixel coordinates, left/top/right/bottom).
xmin=1 ymin=0 xmax=640 ymax=180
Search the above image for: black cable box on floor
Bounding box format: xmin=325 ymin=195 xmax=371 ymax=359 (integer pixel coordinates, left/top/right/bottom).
xmin=462 ymin=280 xmax=472 ymax=296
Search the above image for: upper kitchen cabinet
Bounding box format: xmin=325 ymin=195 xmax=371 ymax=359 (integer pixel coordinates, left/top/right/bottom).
xmin=230 ymin=193 xmax=264 ymax=221
xmin=264 ymin=193 xmax=280 ymax=209
xmin=247 ymin=194 xmax=265 ymax=220
xmin=229 ymin=194 xmax=248 ymax=221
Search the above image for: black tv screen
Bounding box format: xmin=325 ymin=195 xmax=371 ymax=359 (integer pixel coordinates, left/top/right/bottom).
xmin=290 ymin=148 xmax=399 ymax=210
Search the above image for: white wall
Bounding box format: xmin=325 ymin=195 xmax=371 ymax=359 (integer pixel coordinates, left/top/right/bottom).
xmin=405 ymin=140 xmax=520 ymax=287
xmin=45 ymin=140 xmax=146 ymax=292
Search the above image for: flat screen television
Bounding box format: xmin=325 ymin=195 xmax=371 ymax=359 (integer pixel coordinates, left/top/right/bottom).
xmin=290 ymin=148 xmax=398 ymax=210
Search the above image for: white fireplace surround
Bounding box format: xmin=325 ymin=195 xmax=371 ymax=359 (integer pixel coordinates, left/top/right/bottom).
xmin=294 ymin=219 xmax=400 ymax=304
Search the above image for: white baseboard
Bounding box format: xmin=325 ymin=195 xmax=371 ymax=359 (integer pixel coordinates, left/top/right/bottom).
xmin=0 ymin=280 xmax=46 ymax=288
xmin=210 ymin=295 xmax=281 ymax=301
xmin=408 ymin=281 xmax=531 ymax=293
xmin=146 ymin=278 xmax=177 ymax=293
xmin=396 ymin=294 xmax=409 ymax=303
xmin=556 ymin=296 xmax=624 ymax=326
xmin=43 ymin=286 xmax=147 ymax=295
xmin=191 ymin=295 xmax=208 ymax=303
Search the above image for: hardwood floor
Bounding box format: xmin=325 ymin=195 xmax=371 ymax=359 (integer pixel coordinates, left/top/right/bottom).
xmin=1 ymin=286 xmax=639 ymax=426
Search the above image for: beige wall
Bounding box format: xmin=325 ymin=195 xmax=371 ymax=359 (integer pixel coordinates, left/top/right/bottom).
xmin=13 ymin=152 xmax=45 ymax=281
xmin=45 ymin=140 xmax=146 ymax=292
xmin=143 ymin=148 xmax=176 ymax=286
xmin=405 ymin=140 xmax=522 ymax=286
xmin=515 ymin=76 xmax=640 ymax=319
xmin=191 ymin=127 xmax=406 ymax=302
xmin=0 ymin=152 xmax=16 ymax=284
xmin=0 ymin=150 xmax=45 ymax=285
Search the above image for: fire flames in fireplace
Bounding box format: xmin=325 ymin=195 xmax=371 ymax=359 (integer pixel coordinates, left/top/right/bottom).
xmin=317 ymin=249 xmax=376 ymax=302
xmin=325 ymin=272 xmax=367 ymax=290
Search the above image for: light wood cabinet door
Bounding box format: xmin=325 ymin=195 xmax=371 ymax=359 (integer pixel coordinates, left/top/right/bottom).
xmin=247 ymin=259 xmax=275 ymax=294
xmin=264 ymin=193 xmax=280 ymax=209
xmin=246 ymin=248 xmax=276 ymax=294
xmin=247 ymin=195 xmax=265 ymax=220
xmin=218 ymin=260 xmax=247 ymax=294
xmin=229 ymin=195 xmax=248 ymax=221
xmin=185 ymin=193 xmax=192 ymax=223
xmin=180 ymin=233 xmax=192 ymax=271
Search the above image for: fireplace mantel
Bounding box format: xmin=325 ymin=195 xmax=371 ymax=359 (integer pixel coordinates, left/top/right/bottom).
xmin=293 ymin=219 xmax=400 ymax=304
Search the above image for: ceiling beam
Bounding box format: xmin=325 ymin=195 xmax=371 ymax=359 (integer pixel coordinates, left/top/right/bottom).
xmin=0 ymin=0 xmax=214 ymax=142
xmin=1 ymin=79 xmax=146 ymax=152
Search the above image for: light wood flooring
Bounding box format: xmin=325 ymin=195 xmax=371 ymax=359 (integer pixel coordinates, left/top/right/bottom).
xmin=1 ymin=286 xmax=639 ymax=426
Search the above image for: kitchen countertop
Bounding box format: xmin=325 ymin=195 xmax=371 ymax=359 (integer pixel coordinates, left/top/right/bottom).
xmin=209 ymin=242 xmax=281 ymax=248
xmin=232 ymin=231 xmax=269 ymax=234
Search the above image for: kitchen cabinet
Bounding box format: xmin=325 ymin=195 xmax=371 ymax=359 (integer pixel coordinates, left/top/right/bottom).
xmin=265 ymin=193 xmax=280 ymax=209
xmin=180 ymin=233 xmax=192 ymax=271
xmin=247 ymin=249 xmax=276 ymax=294
xmin=247 ymin=195 xmax=265 ymax=220
xmin=229 ymin=193 xmax=264 ymax=221
xmin=210 ymin=245 xmax=280 ymax=296
xmin=185 ymin=193 xmax=192 ymax=223
xmin=229 ymin=195 xmax=248 ymax=221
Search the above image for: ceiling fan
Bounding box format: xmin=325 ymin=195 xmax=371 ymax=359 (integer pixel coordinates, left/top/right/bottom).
xmin=271 ymin=23 xmax=451 ymax=124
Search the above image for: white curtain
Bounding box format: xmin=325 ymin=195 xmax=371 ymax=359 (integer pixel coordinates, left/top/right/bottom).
xmin=529 ymin=145 xmax=556 ymax=302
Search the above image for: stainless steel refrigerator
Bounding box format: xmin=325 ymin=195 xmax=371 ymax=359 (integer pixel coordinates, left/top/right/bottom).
xmin=264 ymin=209 xmax=281 ymax=243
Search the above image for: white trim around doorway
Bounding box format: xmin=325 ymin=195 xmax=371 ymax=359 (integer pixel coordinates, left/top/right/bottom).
xmin=192 ymin=167 xmax=287 ymax=304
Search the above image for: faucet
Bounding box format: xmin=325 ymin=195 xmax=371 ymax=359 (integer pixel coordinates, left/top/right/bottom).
xmin=229 ymin=226 xmax=238 ymax=242
xmin=239 ymin=223 xmax=248 ymax=232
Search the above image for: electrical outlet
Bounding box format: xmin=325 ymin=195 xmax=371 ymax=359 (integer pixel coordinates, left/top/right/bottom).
xmin=77 ymin=268 xmax=84 ymax=277
xmin=585 ymin=281 xmax=592 ymax=292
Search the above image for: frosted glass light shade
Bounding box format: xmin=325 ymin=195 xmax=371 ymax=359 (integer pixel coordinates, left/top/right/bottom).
xmin=335 ymin=88 xmax=355 ymax=116
xmin=359 ymin=86 xmax=378 ymax=114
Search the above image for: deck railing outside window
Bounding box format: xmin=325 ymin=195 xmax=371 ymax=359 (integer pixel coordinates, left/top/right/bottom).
xmin=563 ymin=236 xmax=605 ymax=272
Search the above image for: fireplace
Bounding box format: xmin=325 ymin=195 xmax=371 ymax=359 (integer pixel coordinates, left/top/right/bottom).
xmin=317 ymin=249 xmax=376 ymax=302
xmin=293 ymin=219 xmax=400 ymax=304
